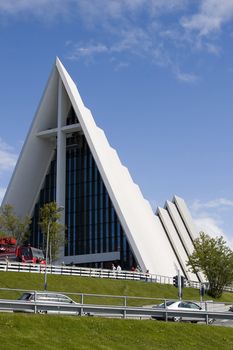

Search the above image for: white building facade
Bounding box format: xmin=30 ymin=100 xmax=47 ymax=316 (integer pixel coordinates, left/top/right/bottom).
xmin=2 ymin=59 xmax=202 ymax=281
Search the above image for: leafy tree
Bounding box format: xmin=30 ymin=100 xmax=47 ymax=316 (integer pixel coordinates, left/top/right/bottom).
xmin=187 ymin=232 xmax=233 ymax=298
xmin=39 ymin=202 xmax=64 ymax=263
xmin=0 ymin=204 xmax=31 ymax=243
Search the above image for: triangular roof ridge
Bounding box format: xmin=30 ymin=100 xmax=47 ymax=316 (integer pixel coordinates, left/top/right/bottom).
xmin=55 ymin=59 xmax=182 ymax=274
xmin=2 ymin=58 xmax=188 ymax=276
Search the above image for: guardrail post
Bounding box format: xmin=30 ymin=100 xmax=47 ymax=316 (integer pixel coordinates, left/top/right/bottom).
xmin=34 ymin=291 xmax=37 ymax=314
xmin=123 ymin=296 xmax=127 ymax=319
xmin=205 ymin=312 xmax=209 ymax=325
xmin=164 ymin=299 xmax=168 ymax=322
xmin=205 ymin=302 xmax=209 ymax=325
xmin=80 ymin=293 xmax=84 ymax=316
xmin=204 ymin=301 xmax=208 ymax=314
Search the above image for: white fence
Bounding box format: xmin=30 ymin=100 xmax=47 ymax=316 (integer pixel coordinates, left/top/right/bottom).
xmin=0 ymin=261 xmax=175 ymax=283
xmin=0 ymin=261 xmax=197 ymax=286
xmin=0 ymin=261 xmax=232 ymax=292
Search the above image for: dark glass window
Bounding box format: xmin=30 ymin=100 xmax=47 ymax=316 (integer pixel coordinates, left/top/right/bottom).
xmin=66 ymin=106 xmax=79 ymax=125
xmin=30 ymin=129 xmax=137 ymax=270
xmin=30 ymin=154 xmax=57 ymax=250
xmin=64 ymin=134 xmax=137 ymax=269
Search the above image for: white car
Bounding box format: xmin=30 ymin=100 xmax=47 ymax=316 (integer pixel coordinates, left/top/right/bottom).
xmin=152 ymin=300 xmax=213 ymax=323
xmin=16 ymin=292 xmax=79 ymax=314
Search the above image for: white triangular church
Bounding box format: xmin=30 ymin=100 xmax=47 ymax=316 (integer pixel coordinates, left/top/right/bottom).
xmin=2 ymin=58 xmax=202 ymax=281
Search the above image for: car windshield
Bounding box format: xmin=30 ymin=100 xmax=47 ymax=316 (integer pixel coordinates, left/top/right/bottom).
xmin=159 ymin=301 xmax=175 ymax=307
xmin=31 ymin=248 xmax=44 ymax=259
xmin=18 ymin=293 xmax=32 ymax=300
xmin=188 ymin=302 xmax=200 ymax=310
xmin=178 ymin=302 xmax=200 ymax=309
xmin=21 ymin=247 xmax=32 ymax=258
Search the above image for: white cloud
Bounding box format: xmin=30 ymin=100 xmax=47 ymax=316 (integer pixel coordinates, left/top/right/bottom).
xmin=181 ymin=0 xmax=233 ymax=36
xmin=67 ymin=43 xmax=108 ymax=61
xmin=190 ymin=197 xmax=233 ymax=249
xmin=66 ymin=25 xmax=198 ymax=82
xmin=0 ymin=0 xmax=67 ymax=17
xmin=111 ymin=27 xmax=151 ymax=54
xmin=174 ymin=68 xmax=199 ymax=83
xmin=194 ymin=216 xmax=225 ymax=237
xmin=75 ymin=0 xmax=187 ymax=22
xmin=205 ymin=42 xmax=221 ymax=55
xmin=0 ymin=0 xmax=229 ymax=79
xmin=0 ymin=0 xmax=186 ymax=18
xmin=192 ymin=198 xmax=233 ymax=212
xmin=193 ymin=216 xmax=233 ymax=249
xmin=0 ymin=138 xmax=17 ymax=173
xmin=114 ymin=61 xmax=129 ymax=71
xmin=67 ymin=26 xmax=152 ymax=62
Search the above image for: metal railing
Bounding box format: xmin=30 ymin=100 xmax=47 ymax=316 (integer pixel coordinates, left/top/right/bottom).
xmin=0 ymin=292 xmax=233 ymax=324
xmin=0 ymin=286 xmax=232 ymax=309
xmin=0 ymin=261 xmax=232 ymax=293
xmin=0 ymin=261 xmax=195 ymax=286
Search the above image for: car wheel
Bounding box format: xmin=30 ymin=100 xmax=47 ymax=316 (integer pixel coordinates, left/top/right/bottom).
xmin=208 ymin=319 xmax=215 ymax=324
xmin=38 ymin=310 xmax=47 ymax=314
xmin=173 ymin=317 xmax=181 ymax=322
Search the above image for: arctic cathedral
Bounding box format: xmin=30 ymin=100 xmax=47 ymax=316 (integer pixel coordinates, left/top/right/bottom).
xmin=2 ymin=58 xmax=202 ymax=282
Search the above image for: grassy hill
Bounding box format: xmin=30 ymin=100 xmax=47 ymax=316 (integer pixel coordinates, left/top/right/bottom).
xmin=1 ymin=271 xmax=233 ymax=349
xmin=0 ymin=270 xmax=233 ymax=305
xmin=0 ymin=313 xmax=233 ymax=350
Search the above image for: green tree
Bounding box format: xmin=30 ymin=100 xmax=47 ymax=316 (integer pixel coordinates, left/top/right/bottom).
xmin=39 ymin=202 xmax=64 ymax=263
xmin=0 ymin=204 xmax=31 ymax=243
xmin=187 ymin=232 xmax=233 ymax=298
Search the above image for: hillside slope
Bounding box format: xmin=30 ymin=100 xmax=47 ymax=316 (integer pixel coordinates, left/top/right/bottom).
xmin=0 ymin=271 xmax=233 ymax=304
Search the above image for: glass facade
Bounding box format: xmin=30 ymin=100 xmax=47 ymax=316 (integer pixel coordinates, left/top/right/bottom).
xmin=30 ymin=111 xmax=137 ymax=270
xmin=30 ymin=157 xmax=56 ymax=250
xmin=66 ymin=106 xmax=79 ymax=125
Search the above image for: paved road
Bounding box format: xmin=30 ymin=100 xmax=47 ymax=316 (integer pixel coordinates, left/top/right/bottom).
xmin=213 ymin=319 xmax=233 ymax=328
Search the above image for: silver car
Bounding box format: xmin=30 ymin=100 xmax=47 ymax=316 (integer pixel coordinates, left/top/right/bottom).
xmin=16 ymin=292 xmax=79 ymax=314
xmin=152 ymin=300 xmax=214 ymax=323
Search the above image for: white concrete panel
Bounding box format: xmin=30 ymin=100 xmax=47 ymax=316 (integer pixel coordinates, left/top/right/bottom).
xmin=166 ymin=201 xmax=195 ymax=257
xmin=173 ymin=195 xmax=198 ymax=239
xmin=173 ymin=196 xmax=205 ymax=282
xmin=56 ymin=58 xmax=182 ymax=276
xmin=157 ymin=207 xmax=198 ymax=281
xmin=2 ymin=65 xmax=59 ymax=217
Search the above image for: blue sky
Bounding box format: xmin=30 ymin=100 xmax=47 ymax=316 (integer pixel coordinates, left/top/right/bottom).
xmin=0 ymin=0 xmax=233 ymax=245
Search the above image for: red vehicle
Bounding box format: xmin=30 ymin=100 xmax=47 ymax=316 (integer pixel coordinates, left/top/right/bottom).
xmin=0 ymin=237 xmax=45 ymax=264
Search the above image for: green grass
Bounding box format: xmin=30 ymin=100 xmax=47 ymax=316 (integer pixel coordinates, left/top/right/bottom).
xmin=0 ymin=313 xmax=233 ymax=350
xmin=0 ymin=271 xmax=233 ymax=349
xmin=0 ymin=272 xmax=233 ymax=305
xmin=0 ymin=270 xmax=233 ymax=305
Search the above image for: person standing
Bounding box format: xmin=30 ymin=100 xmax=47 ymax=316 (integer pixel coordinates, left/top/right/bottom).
xmin=112 ymin=263 xmax=116 ymax=278
xmin=116 ymin=264 xmax=121 ymax=272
